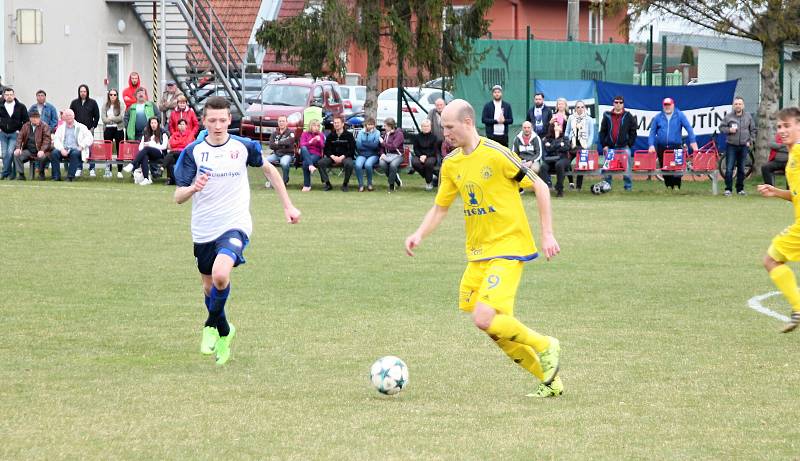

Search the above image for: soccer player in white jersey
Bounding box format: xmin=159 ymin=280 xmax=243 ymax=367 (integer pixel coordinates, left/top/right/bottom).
xmin=174 ymin=96 xmax=301 ymax=365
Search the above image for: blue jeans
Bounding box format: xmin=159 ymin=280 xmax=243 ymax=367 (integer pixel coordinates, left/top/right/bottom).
xmin=725 ymin=144 xmax=748 ymax=193
xmin=266 ymin=153 xmax=293 ymax=184
xmin=354 ymin=155 xmax=379 ymax=187
xmin=0 ymin=131 xmax=18 ymax=178
xmin=50 ymin=148 xmax=81 ymax=179
xmin=300 ymin=146 xmax=321 ymax=187
xmin=604 ymin=147 xmax=633 ymax=190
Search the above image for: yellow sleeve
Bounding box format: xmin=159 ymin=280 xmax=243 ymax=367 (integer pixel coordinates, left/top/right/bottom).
xmin=498 ymin=149 xmax=536 ymax=188
xmin=434 ymin=160 xmax=458 ymax=207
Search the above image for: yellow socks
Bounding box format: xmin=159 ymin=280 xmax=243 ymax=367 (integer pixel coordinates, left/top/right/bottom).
xmin=493 ymin=337 xmax=544 ymax=380
xmin=770 ymin=264 xmax=800 ymax=312
xmin=486 ymin=314 xmax=550 ymax=353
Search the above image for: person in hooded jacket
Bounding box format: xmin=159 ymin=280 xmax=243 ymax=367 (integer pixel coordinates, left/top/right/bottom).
xmin=0 ymin=87 xmax=29 ymax=180
xmin=69 ymin=84 xmax=100 ymax=176
xmin=122 ymin=72 xmax=148 ymax=107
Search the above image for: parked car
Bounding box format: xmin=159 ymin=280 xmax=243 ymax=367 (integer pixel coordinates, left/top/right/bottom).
xmin=376 ymin=87 xmax=454 ymax=134
xmin=339 ymin=85 xmax=366 ymax=117
xmin=422 ymin=77 xmax=453 ymax=91
xmin=240 ymin=77 xmax=345 ymax=142
xmin=193 ymin=85 xmax=243 ymax=132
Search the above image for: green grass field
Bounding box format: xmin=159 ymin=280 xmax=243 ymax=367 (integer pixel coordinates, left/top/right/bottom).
xmin=3 ymin=170 xmax=800 ymax=460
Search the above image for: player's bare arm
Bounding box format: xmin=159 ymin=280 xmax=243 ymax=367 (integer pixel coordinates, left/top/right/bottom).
xmin=261 ymin=162 xmax=302 ymax=223
xmin=174 ymin=173 xmax=209 ymax=204
xmin=757 ymin=183 xmax=793 ymax=201
xmin=405 ymin=205 xmax=450 ymax=256
xmin=530 ymin=174 xmax=560 ymax=260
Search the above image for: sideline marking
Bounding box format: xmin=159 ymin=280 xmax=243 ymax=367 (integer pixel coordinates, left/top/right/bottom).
xmin=747 ymin=291 xmax=791 ymax=322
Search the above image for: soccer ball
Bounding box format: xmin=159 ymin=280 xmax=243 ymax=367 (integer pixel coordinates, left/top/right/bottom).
xmin=591 ymin=180 xmax=611 ymax=195
xmin=369 ymin=356 xmax=409 ymax=395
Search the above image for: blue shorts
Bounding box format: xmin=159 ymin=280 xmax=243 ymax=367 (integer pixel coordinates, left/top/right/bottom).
xmin=193 ymin=229 xmax=249 ymax=275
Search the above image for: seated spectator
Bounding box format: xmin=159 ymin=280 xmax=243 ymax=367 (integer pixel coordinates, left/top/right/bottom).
xmin=379 ymin=117 xmax=405 ymax=193
xmin=102 ymin=89 xmax=126 ymax=178
xmin=412 ymin=119 xmax=439 ymax=190
xmin=51 ymin=109 xmax=93 ymax=181
xmin=168 ymin=95 xmax=198 ymax=137
xmin=124 ymin=87 xmax=160 ymax=141
xmin=762 ymin=132 xmax=788 ymax=186
xmin=355 ymin=117 xmax=380 ymax=192
xmin=512 ymin=121 xmax=543 ymax=172
xmin=539 ymin=121 xmax=570 ymax=197
xmin=266 ymin=115 xmax=295 ymax=187
xmin=300 ymin=119 xmax=325 ymax=192
xmin=164 ymin=118 xmax=195 ymax=185
xmin=29 ymin=89 xmax=59 ymax=132
xmin=13 ymin=109 xmax=51 ymax=180
xmin=320 ymin=115 xmax=356 ymax=191
xmin=123 ymin=117 xmax=168 ymax=186
xmin=122 ymin=72 xmax=147 ymax=107
xmin=565 ymin=100 xmax=595 ymax=191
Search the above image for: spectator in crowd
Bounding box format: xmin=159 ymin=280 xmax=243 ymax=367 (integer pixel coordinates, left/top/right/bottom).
xmin=412 ymin=119 xmax=439 ymax=190
xmin=123 ymin=117 xmax=168 ymax=186
xmin=51 ymin=109 xmax=93 ymax=181
xmin=55 ymin=110 xmax=65 ymax=131
xmin=512 ymin=121 xmax=542 ymax=172
xmin=539 ymin=120 xmax=571 ymax=197
xmin=165 ymin=118 xmax=194 ymax=185
xmin=762 ymin=132 xmax=788 ymax=187
xmin=158 ymin=80 xmax=183 ymax=123
xmin=565 ymin=100 xmax=595 ymax=191
xmin=526 ymin=92 xmax=553 ymax=138
xmin=379 ymin=117 xmax=405 ymax=193
xmin=481 ymin=85 xmax=513 ymax=147
xmin=320 ymin=115 xmax=356 ymax=191
xmin=0 ymin=87 xmax=28 ymax=180
xmin=122 ymin=72 xmax=147 ymax=107
xmin=719 ymin=96 xmax=757 ymax=196
xmin=12 ymin=109 xmax=51 ymax=180
xmin=102 ymin=89 xmax=126 ymax=179
xmin=69 ymin=84 xmax=100 ymax=177
xmin=550 ymin=97 xmax=568 ymax=134
xmin=266 ymin=115 xmax=295 ymax=187
xmin=355 ymin=117 xmax=380 ymax=192
xmin=29 ymin=89 xmax=58 ymax=131
xmin=648 ymin=97 xmax=698 ymax=190
xmin=599 ymin=95 xmax=638 ymax=191
xmin=427 ymin=98 xmax=446 ymax=144
xmin=299 ymin=119 xmax=325 ymax=192
xmin=124 ymin=87 xmax=160 ymax=141
xmin=168 ymin=95 xmax=198 ymax=137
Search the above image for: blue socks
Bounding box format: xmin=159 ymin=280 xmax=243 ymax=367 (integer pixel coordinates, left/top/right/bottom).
xmin=207 ymin=284 xmax=231 ymax=336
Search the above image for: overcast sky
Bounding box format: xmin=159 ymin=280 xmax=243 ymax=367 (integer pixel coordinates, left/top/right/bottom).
xmin=630 ymin=11 xmax=718 ymax=42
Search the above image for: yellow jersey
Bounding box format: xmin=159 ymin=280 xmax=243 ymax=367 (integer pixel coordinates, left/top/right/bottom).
xmin=788 ymin=144 xmax=800 ymax=224
xmin=435 ymin=137 xmax=538 ymax=262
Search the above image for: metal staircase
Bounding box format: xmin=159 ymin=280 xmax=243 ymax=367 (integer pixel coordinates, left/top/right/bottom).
xmin=128 ymin=0 xmax=246 ymax=118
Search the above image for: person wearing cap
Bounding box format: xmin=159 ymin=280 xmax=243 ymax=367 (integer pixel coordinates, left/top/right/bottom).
xmin=718 ymin=96 xmax=756 ymax=196
xmin=13 ymin=109 xmax=51 ymax=180
xmin=648 ymin=97 xmax=698 ymax=189
xmin=158 ymin=80 xmax=183 ymax=124
xmin=599 ymin=95 xmax=638 ymax=191
xmin=481 ymin=84 xmax=513 ymax=147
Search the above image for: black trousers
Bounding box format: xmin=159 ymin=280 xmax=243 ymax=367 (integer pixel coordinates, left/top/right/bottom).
xmin=133 ymin=146 xmax=164 ymax=179
xmin=164 ymin=150 xmax=181 ymax=182
xmin=486 ymin=133 xmax=508 ymax=148
xmin=103 ymin=127 xmax=124 ymax=172
xmin=762 ymin=158 xmax=788 ymax=186
xmin=318 ymin=156 xmax=354 ymax=185
xmin=411 ymin=156 xmax=437 ymax=183
xmin=539 ymin=156 xmax=571 ymax=193
xmin=567 ymin=150 xmax=584 ymax=190
xmin=656 ymin=145 xmax=683 ymax=189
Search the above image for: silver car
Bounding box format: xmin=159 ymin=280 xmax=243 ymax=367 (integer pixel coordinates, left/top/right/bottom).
xmin=339 ymin=85 xmax=366 ymax=117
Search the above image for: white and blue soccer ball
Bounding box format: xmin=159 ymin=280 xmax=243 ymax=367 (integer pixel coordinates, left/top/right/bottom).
xmin=370 ymin=356 xmax=409 ymax=395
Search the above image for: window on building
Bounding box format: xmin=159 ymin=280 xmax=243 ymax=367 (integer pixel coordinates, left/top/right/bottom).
xmin=16 ymin=9 xmax=43 ymax=44
xmin=588 ymin=4 xmax=603 ymax=44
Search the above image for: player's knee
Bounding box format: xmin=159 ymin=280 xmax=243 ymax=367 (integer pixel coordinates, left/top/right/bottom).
xmin=211 ymin=270 xmax=229 ymax=289
xmin=764 ymin=255 xmax=780 ymax=271
xmin=472 ymin=305 xmax=495 ymax=330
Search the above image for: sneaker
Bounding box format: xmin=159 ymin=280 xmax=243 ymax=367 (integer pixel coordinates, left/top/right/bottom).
xmin=569 ymin=182 xmax=575 ymax=190
xmin=308 ymin=165 xmax=317 ymax=174
xmin=89 ymin=169 xmax=96 ymax=177
xmin=537 ymin=337 xmax=561 ymax=385
xmin=133 ymin=169 xmax=144 ymax=184
xmin=341 ymin=184 xmax=349 ymax=192
xmin=724 ymin=190 xmax=732 ymax=197
xmin=122 ymin=163 xmax=134 ymax=173
xmin=103 ymin=168 xmax=112 ymax=178
xmin=301 ymin=186 xmax=311 ymax=192
xmin=265 ymin=180 xmax=272 ymax=189
xmin=358 ymin=186 xmax=365 ymax=192
xmin=139 ymin=177 xmax=153 ymax=186
xmin=782 ymin=311 xmax=800 ymax=333
xmin=116 ymin=171 xmax=123 ymax=179
xmin=201 ymin=326 xmax=219 ymax=355
xmin=215 ymin=323 xmax=236 ymax=365
xmin=75 ymin=169 xmax=82 ymax=178
xmin=737 ymin=190 xmax=746 ymax=196
xmin=527 ymin=376 xmax=564 ymax=398
xmin=425 ymin=182 xmax=433 ymax=191
xmin=324 ymin=182 xmax=333 ymax=191
xmin=367 ymin=185 xmax=374 ymax=192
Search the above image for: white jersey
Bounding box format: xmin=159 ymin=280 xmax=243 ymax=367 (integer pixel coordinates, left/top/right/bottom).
xmin=174 ymin=134 xmax=263 ymax=243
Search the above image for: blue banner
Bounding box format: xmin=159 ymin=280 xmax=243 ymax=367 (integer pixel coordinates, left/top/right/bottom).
xmin=596 ymin=80 xmax=738 ymax=151
xmin=533 ymin=80 xmax=597 ymax=118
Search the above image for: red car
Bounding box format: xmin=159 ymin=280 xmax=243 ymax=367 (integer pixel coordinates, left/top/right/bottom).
xmin=240 ymin=77 xmax=345 ymax=142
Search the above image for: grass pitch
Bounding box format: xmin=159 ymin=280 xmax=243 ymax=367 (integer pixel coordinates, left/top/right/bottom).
xmin=3 ymin=171 xmax=799 ymax=460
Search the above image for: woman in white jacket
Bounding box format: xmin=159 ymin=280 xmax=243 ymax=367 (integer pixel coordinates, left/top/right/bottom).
xmin=123 ymin=117 xmax=169 ymax=185
xmin=565 ymin=100 xmax=595 ymax=191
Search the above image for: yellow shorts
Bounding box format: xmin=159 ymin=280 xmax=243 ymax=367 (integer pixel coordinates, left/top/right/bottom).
xmin=769 ymin=224 xmax=800 ymax=262
xmin=458 ymin=258 xmax=524 ymax=316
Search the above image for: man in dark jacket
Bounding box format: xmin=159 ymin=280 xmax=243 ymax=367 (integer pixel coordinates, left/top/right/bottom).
xmin=481 ymin=85 xmax=513 ymax=147
xmin=69 ymin=84 xmax=100 ymax=177
xmin=526 ymin=92 xmax=553 ymax=138
xmin=13 ymin=109 xmax=51 ymax=180
xmin=539 ymin=122 xmax=571 ymax=197
xmin=320 ymin=115 xmax=356 ymax=191
xmin=0 ymin=86 xmax=29 ymax=179
xmin=599 ymin=95 xmax=638 ymax=191
xmin=266 ymin=115 xmax=296 ymax=187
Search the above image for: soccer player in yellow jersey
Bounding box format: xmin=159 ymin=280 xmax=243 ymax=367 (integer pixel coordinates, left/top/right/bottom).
xmin=405 ymin=99 xmax=563 ymax=397
xmin=758 ymin=107 xmax=800 ymax=332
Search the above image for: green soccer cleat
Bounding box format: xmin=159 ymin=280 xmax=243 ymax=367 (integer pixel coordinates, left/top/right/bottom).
xmin=527 ymin=376 xmax=564 ymax=398
xmin=201 ymin=326 xmax=219 ymax=355
xmin=214 ymin=323 xmax=236 ymax=365
xmin=537 ymin=337 xmax=561 ymax=385
xmin=782 ymin=311 xmax=800 ymax=333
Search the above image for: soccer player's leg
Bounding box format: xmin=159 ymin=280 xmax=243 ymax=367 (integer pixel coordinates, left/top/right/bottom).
xmin=210 ymin=230 xmax=249 ymax=365
xmin=765 ymin=232 xmax=800 ymax=332
xmin=194 ymin=242 xmax=219 ymax=354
